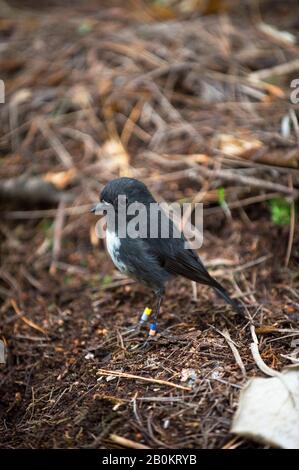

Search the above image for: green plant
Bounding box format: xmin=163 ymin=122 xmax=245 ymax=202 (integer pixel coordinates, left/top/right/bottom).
xmin=269 ymin=198 xmax=291 ymax=226
xmin=217 ymin=187 xmax=226 ymax=207
xmin=101 ymin=274 xmax=113 ymax=288
xmin=77 ymin=21 xmax=93 ymax=36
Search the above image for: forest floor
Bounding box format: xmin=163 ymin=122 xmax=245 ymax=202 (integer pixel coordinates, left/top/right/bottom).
xmin=1 ymin=0 xmax=299 ymax=449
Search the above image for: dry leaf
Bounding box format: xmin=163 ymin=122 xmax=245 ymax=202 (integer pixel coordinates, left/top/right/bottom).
xmin=179 ymin=0 xmax=226 ymax=14
xmin=10 ymin=88 xmax=32 ymax=106
xmin=70 ymin=85 xmax=92 ymax=108
xmin=43 ymin=169 xmax=77 ymax=189
xmin=101 ymin=139 xmax=130 ymax=175
xmin=90 ymin=223 xmax=99 ymax=247
xmin=46 ymin=70 xmax=67 ymax=87
xmin=231 ymin=366 xmax=299 ymax=449
xmin=0 ymin=58 xmax=24 ymax=73
xmin=181 ymin=368 xmax=197 ymax=385
xmin=218 ymin=133 xmax=263 ymax=158
xmin=0 ymin=18 xmax=14 ymax=33
xmin=97 ymin=73 xmax=113 ymax=97
xmin=188 ymin=153 xmax=211 ymax=164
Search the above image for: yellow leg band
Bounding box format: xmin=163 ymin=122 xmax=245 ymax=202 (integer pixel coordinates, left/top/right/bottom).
xmin=140 ymin=307 xmax=152 ymax=323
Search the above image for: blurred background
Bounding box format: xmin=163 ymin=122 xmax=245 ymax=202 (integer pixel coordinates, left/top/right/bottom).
xmin=1 ymin=0 xmax=299 ymax=449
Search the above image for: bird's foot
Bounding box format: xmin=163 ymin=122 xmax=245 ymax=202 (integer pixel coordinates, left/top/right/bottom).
xmin=130 ymin=334 xmax=158 ymax=351
xmin=122 ymin=323 xmax=142 ymax=338
xmin=129 ymin=321 xmax=158 ymax=351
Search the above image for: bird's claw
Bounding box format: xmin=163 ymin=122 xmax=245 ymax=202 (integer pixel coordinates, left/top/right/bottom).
xmin=129 ymin=334 xmax=158 ymax=351
xmin=122 ymin=323 xmax=142 ymax=338
xmin=122 ymin=311 xmax=158 ymax=351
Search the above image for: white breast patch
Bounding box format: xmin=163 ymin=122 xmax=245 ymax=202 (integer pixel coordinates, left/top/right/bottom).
xmin=105 ymin=229 xmax=127 ymax=273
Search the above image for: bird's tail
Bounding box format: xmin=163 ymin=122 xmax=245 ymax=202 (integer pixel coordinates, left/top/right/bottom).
xmin=213 ymin=282 xmax=243 ymax=315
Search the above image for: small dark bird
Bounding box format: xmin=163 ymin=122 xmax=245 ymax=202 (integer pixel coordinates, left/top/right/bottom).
xmin=92 ymin=177 xmax=241 ymax=341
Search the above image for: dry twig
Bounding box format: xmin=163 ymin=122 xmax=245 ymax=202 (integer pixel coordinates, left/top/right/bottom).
xmin=97 ymin=369 xmax=191 ymax=391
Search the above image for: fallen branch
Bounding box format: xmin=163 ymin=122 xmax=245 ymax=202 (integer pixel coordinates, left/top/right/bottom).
xmin=0 ymin=176 xmax=73 ymax=206
xmin=145 ymin=163 xmax=298 ymax=199
xmin=3 ymin=204 xmax=90 ymax=219
xmin=197 ymin=165 xmax=299 ymax=199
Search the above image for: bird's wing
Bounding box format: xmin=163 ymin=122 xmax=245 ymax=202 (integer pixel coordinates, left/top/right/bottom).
xmin=163 ymin=242 xmax=219 ymax=288
xmin=155 ymin=240 xmax=241 ymax=312
xmin=143 ymin=208 xmax=213 ymax=285
xmin=143 ymin=213 xmax=242 ymax=313
xmin=144 ymin=225 xmax=217 ymax=287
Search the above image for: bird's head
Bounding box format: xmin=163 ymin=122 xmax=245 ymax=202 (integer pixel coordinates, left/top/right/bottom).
xmin=91 ymin=177 xmax=155 ymax=214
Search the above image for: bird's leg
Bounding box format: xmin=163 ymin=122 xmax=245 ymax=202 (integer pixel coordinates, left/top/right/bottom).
xmin=123 ymin=307 xmax=152 ymax=337
xmin=122 ymin=323 xmax=141 ymax=336
xmin=139 ymin=291 xmax=163 ymax=349
xmin=148 ymin=294 xmax=163 ymax=338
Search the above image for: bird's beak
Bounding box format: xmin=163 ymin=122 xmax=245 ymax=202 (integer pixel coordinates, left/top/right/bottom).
xmin=91 ymin=202 xmax=111 ymax=214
